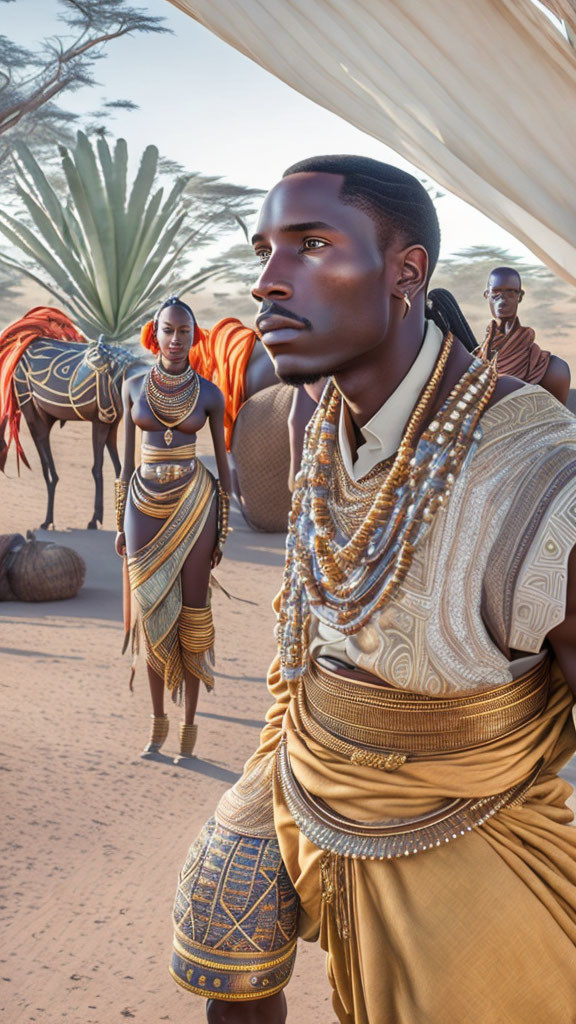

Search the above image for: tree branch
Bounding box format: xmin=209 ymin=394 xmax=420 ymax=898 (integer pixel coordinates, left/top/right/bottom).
xmin=0 ymin=76 xmax=76 ymax=135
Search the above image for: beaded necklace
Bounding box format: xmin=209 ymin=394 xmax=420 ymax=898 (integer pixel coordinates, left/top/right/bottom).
xmin=145 ymin=362 xmax=200 ymax=445
xmin=278 ymin=332 xmax=498 ymax=685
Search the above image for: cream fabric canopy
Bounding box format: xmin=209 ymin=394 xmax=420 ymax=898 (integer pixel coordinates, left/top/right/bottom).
xmin=166 ymin=0 xmax=576 ymax=286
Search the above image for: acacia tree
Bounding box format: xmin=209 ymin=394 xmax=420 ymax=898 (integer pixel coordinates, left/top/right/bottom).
xmin=0 ymin=0 xmax=168 ymax=306
xmin=0 ymin=0 xmax=169 ymax=167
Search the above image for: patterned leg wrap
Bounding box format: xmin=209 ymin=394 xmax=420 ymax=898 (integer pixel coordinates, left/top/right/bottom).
xmin=142 ymin=714 xmax=169 ymax=753
xmin=178 ymin=605 xmax=215 ymax=692
xmin=171 ymin=818 xmax=299 ymax=1001
xmin=179 ymin=722 xmax=198 ymax=757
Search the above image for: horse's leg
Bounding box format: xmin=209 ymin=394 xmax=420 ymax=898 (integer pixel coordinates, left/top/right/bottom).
xmin=105 ymin=419 xmax=121 ymax=477
xmin=88 ymin=419 xmax=109 ymax=529
xmin=20 ymin=403 xmax=58 ymax=529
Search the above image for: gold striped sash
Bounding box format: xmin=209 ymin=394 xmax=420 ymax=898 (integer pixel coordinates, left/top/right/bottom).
xmin=299 ymin=657 xmax=550 ymax=768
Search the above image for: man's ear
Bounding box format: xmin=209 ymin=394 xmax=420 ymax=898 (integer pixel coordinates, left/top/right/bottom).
xmin=394 ymin=244 xmax=428 ymax=303
xmin=483 ymin=288 xmax=490 ymax=299
xmin=518 ymin=290 xmax=525 ymax=303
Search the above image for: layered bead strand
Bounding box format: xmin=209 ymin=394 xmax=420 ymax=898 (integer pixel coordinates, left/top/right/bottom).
xmin=279 ymin=336 xmax=498 ymax=685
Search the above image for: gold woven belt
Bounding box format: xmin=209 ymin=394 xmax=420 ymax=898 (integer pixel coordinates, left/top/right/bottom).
xmin=276 ymin=735 xmax=543 ymax=861
xmin=140 ymin=460 xmax=195 ymax=484
xmin=298 ymin=657 xmax=550 ymax=769
xmin=141 ymin=442 xmax=196 ymax=462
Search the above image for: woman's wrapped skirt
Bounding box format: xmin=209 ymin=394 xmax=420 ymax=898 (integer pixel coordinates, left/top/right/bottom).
xmin=127 ymin=459 xmax=216 ymax=700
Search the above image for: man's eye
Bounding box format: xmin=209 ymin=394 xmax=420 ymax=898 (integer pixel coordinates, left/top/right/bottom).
xmin=256 ymin=250 xmax=270 ymax=265
xmin=302 ymin=238 xmax=326 ymax=251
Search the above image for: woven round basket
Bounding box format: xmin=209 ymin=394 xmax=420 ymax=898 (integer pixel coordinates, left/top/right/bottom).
xmin=231 ymin=384 xmax=293 ymax=532
xmin=0 ymin=533 xmax=25 ymax=601
xmin=8 ymin=533 xmax=86 ymax=602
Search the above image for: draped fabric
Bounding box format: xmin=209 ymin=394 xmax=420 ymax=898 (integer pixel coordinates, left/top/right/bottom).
xmin=477 ymin=318 xmax=551 ymax=383
xmin=127 ymin=459 xmax=217 ymax=698
xmin=0 ymin=306 xmax=85 ymax=471
xmin=212 ymin=650 xmax=576 ymax=1021
xmin=274 ymin=661 xmax=576 ymax=1023
xmin=166 ymin=0 xmax=576 ymax=285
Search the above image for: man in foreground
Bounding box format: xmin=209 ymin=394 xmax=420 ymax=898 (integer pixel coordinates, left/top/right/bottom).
xmin=478 ymin=265 xmax=571 ymax=402
xmin=171 ymin=156 xmax=576 ymax=1023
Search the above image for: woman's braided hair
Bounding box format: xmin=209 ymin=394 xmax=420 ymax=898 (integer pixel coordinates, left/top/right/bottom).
xmin=153 ymin=295 xmax=195 ymax=330
xmin=426 ymin=288 xmax=477 ymax=353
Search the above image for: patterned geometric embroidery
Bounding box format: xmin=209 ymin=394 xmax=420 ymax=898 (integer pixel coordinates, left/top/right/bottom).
xmin=215 ymin=754 xmax=277 ymax=839
xmin=511 ymin=484 xmax=576 ymax=651
xmin=319 ymin=388 xmax=576 ymax=694
xmin=171 ymin=818 xmax=299 ymax=1001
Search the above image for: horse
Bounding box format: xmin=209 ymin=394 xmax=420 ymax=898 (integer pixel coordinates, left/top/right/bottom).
xmin=3 ymin=335 xmax=148 ymax=529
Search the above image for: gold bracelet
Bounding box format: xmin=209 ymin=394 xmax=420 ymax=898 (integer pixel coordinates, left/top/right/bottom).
xmin=114 ymin=479 xmax=128 ymax=532
xmin=217 ymin=484 xmax=230 ymax=548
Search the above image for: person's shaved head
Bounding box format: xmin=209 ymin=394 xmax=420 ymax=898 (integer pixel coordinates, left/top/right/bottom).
xmin=487 ymin=266 xmax=522 ymax=290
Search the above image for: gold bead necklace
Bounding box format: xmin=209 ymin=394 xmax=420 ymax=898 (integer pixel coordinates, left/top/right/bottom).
xmin=145 ymin=362 xmax=200 ymax=446
xmin=278 ymin=333 xmax=499 ymax=684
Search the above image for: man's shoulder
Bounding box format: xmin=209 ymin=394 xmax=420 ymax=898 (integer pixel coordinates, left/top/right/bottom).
xmin=480 ymin=384 xmax=576 ymax=467
xmin=486 ymin=381 xmax=575 ymax=424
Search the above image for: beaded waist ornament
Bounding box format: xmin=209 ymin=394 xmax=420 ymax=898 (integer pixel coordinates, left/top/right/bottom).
xmin=278 ymin=332 xmax=499 ymax=687
xmin=276 ymin=735 xmax=543 ymax=861
xmin=140 ymin=461 xmax=195 ymax=484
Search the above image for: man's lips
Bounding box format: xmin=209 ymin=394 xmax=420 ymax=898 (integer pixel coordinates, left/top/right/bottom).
xmin=255 ymin=313 xmax=306 ymax=336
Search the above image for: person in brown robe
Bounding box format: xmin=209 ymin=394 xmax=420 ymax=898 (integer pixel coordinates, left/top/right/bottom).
xmin=479 ymin=266 xmax=570 ymax=403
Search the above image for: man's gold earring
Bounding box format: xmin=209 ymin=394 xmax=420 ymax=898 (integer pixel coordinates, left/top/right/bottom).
xmin=402 ymin=292 xmax=412 ymax=319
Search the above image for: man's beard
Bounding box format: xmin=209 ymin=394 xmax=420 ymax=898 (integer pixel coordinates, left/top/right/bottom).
xmin=277 ymin=372 xmax=327 ymax=387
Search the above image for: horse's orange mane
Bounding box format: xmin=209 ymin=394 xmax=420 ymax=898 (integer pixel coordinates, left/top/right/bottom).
xmin=188 ymin=318 xmax=257 ymax=450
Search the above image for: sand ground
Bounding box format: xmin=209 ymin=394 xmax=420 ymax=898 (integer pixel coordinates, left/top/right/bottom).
xmin=0 ymin=421 xmax=333 ymax=1024
xmin=1 ymin=417 xmax=575 ymax=1024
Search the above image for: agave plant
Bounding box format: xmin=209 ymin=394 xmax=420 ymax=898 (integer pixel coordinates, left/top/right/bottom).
xmin=0 ymin=132 xmax=222 ymax=340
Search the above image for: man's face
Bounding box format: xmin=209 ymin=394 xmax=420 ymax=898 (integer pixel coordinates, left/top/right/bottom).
xmin=251 ymin=173 xmax=398 ymax=383
xmin=484 ymin=270 xmax=524 ymax=322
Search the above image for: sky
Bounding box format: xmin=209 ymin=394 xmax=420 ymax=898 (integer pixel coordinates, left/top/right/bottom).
xmin=3 ymin=0 xmax=540 ymax=264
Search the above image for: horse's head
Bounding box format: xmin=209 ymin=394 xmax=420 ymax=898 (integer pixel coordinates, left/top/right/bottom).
xmin=89 ymin=336 xmax=148 ymax=381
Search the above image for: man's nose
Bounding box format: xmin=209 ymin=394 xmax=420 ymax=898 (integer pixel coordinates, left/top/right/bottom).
xmin=251 ymin=263 xmax=293 ymax=304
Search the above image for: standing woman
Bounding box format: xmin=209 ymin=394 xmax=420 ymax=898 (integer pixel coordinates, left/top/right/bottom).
xmin=115 ymin=297 xmax=231 ymax=759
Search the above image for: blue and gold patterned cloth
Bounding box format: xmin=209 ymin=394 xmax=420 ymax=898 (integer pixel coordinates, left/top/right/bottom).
xmin=171 ymin=818 xmax=299 ymax=1001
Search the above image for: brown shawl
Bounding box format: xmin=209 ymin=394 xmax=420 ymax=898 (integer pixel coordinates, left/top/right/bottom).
xmin=478 ymin=317 xmax=550 ymax=383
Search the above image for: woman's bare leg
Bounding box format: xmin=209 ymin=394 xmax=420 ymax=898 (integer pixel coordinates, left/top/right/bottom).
xmin=147 ymin=663 xmax=166 ymax=717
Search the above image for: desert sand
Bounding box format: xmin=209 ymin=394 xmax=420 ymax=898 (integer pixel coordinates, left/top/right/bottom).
xmin=0 ymin=420 xmax=333 ymax=1023
xmin=1 ymin=414 xmax=575 ymax=1024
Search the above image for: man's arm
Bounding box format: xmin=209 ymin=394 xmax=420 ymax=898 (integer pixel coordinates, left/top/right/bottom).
xmin=541 ymin=354 xmax=571 ymax=405
xmin=547 ymin=544 xmax=576 ymax=698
